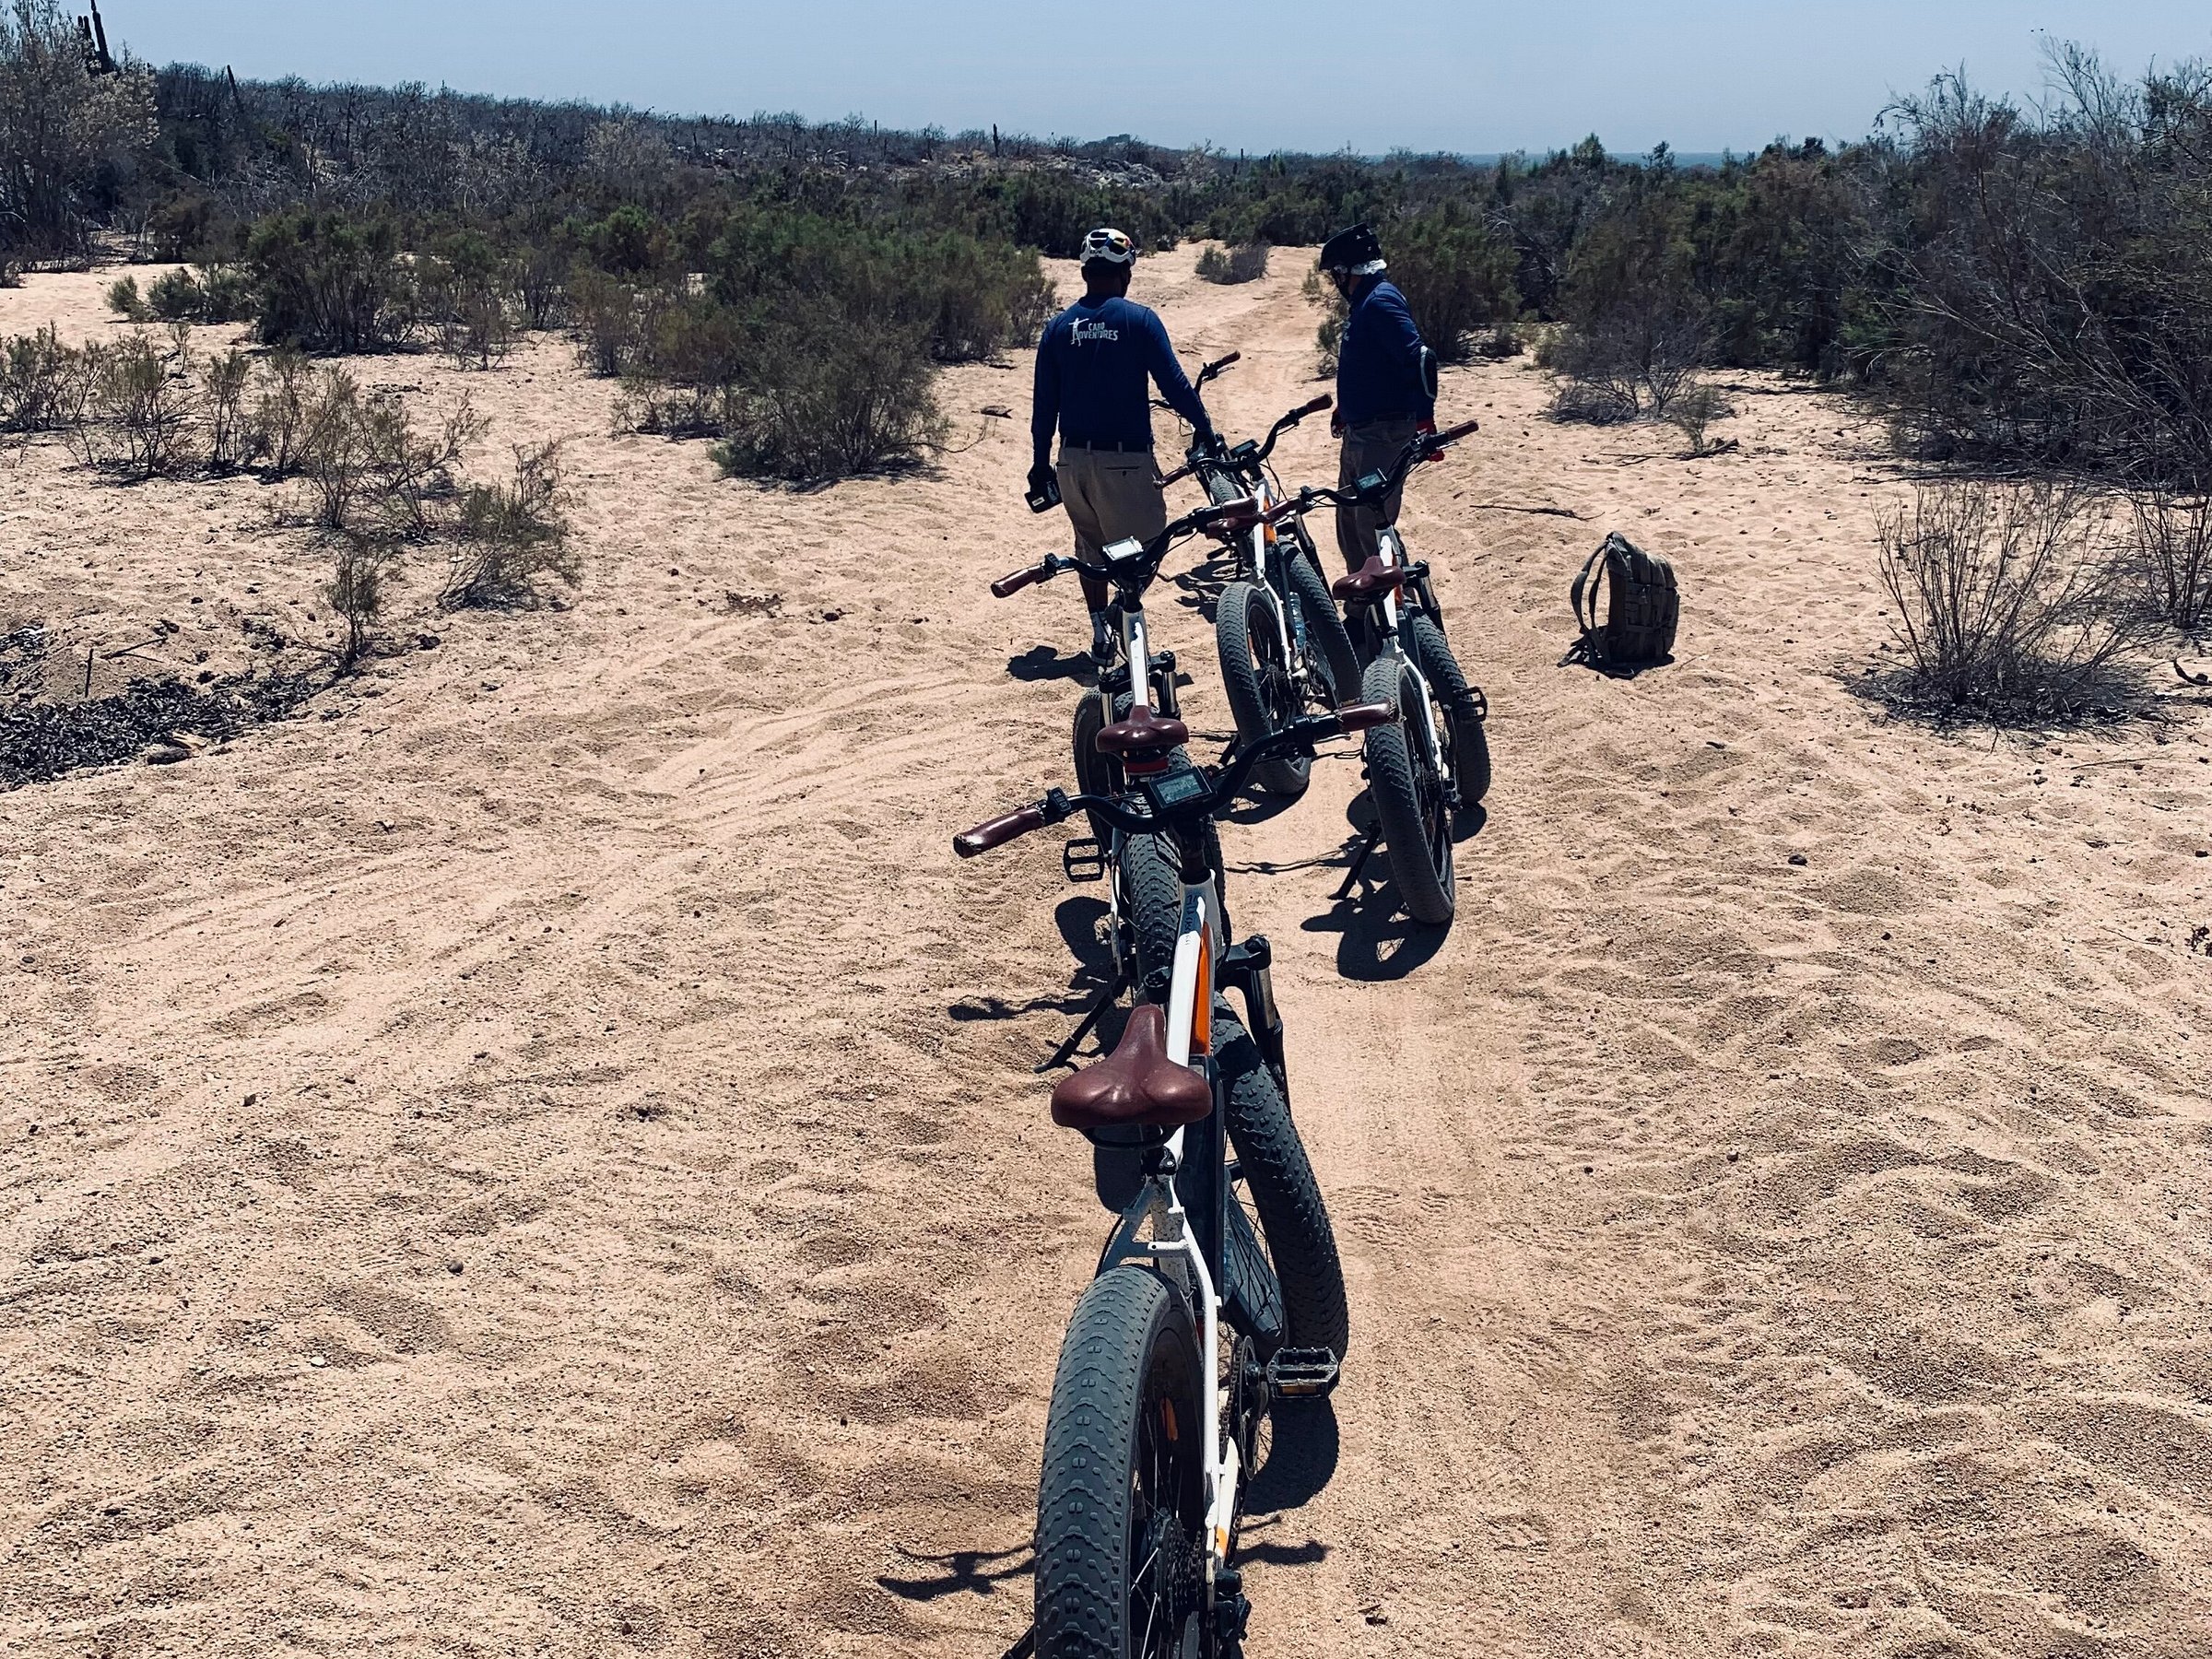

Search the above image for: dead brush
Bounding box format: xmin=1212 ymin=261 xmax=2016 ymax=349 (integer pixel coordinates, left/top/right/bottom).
xmin=78 ymin=332 xmax=199 ymax=478
xmin=327 ymin=535 xmax=405 ymax=666
xmin=441 ymin=441 xmax=577 ymax=607
xmin=2127 ymin=488 xmax=2212 ymax=638
xmin=0 ymin=326 xmax=83 ymax=431
xmin=1877 ymin=479 xmax=2156 ymax=718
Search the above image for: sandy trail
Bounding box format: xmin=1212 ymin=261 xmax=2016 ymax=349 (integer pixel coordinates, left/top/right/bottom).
xmin=4 ymin=251 xmax=2210 ymax=1658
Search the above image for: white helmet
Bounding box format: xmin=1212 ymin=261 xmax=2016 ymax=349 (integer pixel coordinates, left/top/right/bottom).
xmin=1081 ymin=226 xmax=1137 ymax=266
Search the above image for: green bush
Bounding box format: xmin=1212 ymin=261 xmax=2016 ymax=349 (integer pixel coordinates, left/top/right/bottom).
xmin=0 ymin=325 xmax=84 ymax=430
xmin=1390 ymin=205 xmax=1519 ymax=362
xmin=244 ymin=212 xmax=414 ymax=352
xmin=147 ymin=266 xmax=201 ymax=321
xmin=712 ymin=316 xmax=944 ymax=479
xmin=106 ymin=274 xmax=147 ymax=320
xmin=1196 ymin=242 xmax=1270 ymax=285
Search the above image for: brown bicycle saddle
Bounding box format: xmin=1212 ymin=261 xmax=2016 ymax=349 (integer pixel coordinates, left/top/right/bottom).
xmin=1095 ymin=703 xmax=1190 ymax=757
xmin=1331 ymin=555 xmax=1408 ymax=604
xmin=1051 ymin=1003 xmax=1210 ymax=1131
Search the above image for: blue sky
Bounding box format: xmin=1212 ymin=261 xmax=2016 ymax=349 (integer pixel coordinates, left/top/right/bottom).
xmin=113 ymin=2 xmax=2211 ymax=155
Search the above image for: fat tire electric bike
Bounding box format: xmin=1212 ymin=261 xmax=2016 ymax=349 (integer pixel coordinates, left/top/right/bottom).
xmin=993 ymin=494 xmax=1265 ymax=1070
xmin=1262 ymin=418 xmax=1489 ymax=925
xmin=1156 ymin=359 xmax=1362 ymax=801
xmin=957 ymin=700 xmax=1391 ymax=1659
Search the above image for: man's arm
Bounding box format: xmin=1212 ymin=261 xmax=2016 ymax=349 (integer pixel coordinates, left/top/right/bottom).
xmin=1031 ymin=321 xmax=1061 ymax=469
xmin=1142 ymin=311 xmax=1215 ymax=443
xmin=1374 ymin=288 xmax=1436 ymax=422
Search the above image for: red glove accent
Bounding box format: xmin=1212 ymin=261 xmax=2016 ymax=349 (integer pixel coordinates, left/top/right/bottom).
xmin=1417 ymin=418 xmax=1438 ymax=437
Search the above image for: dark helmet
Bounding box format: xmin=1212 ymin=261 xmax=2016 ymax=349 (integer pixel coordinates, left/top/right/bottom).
xmin=1319 ymin=222 xmax=1384 ymax=273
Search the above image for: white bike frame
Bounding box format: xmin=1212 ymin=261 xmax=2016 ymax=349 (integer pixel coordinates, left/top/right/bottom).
xmin=1365 ymin=524 xmax=1450 ymax=780
xmin=1091 ymin=868 xmax=1244 ymax=1583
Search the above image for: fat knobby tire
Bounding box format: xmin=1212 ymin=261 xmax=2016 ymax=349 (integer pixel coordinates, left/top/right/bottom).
xmin=1216 ymin=1011 xmax=1349 ymax=1360
xmin=1216 ymin=581 xmax=1310 ymax=797
xmin=1360 ymin=655 xmax=1456 ymax=925
xmin=1407 ymin=611 xmax=1490 ymax=806
xmin=1033 ymin=1266 xmax=1202 ymax=1659
xmin=1285 ymin=542 xmax=1362 ymax=710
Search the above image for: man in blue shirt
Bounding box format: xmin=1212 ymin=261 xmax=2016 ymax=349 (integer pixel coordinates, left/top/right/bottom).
xmin=1319 ymin=223 xmax=1438 ymax=571
xmin=1031 ymin=227 xmax=1218 ymax=662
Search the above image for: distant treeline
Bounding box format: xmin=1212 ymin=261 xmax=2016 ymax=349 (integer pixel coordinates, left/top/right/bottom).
xmin=6 ymin=0 xmax=2211 ymax=486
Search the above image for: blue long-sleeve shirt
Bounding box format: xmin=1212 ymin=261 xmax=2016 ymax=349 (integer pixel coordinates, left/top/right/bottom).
xmin=1032 ymin=296 xmax=1213 ymax=463
xmin=1335 ymin=275 xmax=1434 ymax=427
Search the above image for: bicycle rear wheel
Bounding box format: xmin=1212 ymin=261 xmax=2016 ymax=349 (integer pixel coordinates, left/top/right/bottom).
xmin=1215 ymin=581 xmax=1310 ymax=797
xmin=1034 ymin=1266 xmax=1207 ymax=1659
xmin=1359 ymin=655 xmax=1456 ymax=925
xmin=1406 ymin=611 xmax=1490 ymax=806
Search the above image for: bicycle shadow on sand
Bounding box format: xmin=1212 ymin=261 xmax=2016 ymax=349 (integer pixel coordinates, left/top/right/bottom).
xmin=946 ymin=896 xmax=1126 ymax=1052
xmin=1295 ymin=794 xmax=1486 ymax=982
xmin=876 ymin=1541 xmax=1031 ymax=1604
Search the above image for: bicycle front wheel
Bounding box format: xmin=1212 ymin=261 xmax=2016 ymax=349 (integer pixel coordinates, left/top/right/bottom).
xmin=1360 ymin=655 xmax=1456 ymax=925
xmin=1034 ymin=1266 xmax=1207 ymax=1659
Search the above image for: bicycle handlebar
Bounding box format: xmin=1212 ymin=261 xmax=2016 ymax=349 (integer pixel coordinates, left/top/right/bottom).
xmin=952 ymin=803 xmax=1048 ymax=856
xmin=988 ymin=498 xmax=1256 ymax=598
xmin=1164 ymin=393 xmax=1338 ymax=488
xmin=1262 ymin=417 xmax=1480 ymax=518
xmin=953 ymin=700 xmax=1397 ymax=858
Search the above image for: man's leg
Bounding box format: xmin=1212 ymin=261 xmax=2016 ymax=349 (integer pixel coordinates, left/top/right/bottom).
xmin=1053 ymin=447 xmax=1114 ymax=616
xmin=1334 ymin=418 xmax=1419 ymax=571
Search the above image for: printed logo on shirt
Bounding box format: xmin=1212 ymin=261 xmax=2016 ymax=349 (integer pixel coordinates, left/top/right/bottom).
xmin=1071 ymin=319 xmax=1121 ymax=345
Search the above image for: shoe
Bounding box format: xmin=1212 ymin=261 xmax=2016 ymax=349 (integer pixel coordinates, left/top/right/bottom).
xmin=1088 ymin=609 xmax=1115 ymax=665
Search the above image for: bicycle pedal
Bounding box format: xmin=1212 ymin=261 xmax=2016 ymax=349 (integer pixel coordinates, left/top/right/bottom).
xmin=1265 ymin=1346 xmax=1340 ymax=1400
xmin=1061 ymin=837 xmax=1106 ymax=883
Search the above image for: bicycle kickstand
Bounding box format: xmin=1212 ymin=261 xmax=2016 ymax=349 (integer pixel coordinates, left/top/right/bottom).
xmin=1331 ymin=829 xmax=1382 ymax=903
xmin=1037 ymin=968 xmax=1127 ymax=1074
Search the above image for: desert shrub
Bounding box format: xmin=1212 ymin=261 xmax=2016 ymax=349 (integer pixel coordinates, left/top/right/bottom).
xmin=0 ymin=0 xmax=157 ymax=260
xmin=512 ymin=239 xmax=571 ymax=330
xmin=203 ymin=347 xmax=260 ymax=471
xmin=711 ymin=317 xmax=943 ymax=479
xmin=1196 ymin=242 xmax=1269 ymax=285
xmin=146 ymin=266 xmax=203 ymax=321
xmin=1302 ymin=264 xmax=1347 ymax=375
xmin=244 ymin=211 xmax=414 ymax=352
xmin=2128 ymin=490 xmax=2212 ymax=636
xmin=581 ymin=203 xmax=675 ymax=277
xmin=1881 ymin=61 xmax=2212 ymax=486
xmin=328 ymin=536 xmax=403 ymax=665
xmin=300 ymin=375 xmax=485 ymax=536
xmin=1666 ymin=382 xmax=1733 ymax=455
xmin=105 ymin=274 xmax=147 ymax=320
xmin=921 ymin=233 xmax=1054 ymax=361
xmin=1389 ymin=205 xmax=1519 ymax=362
xmin=253 ymin=347 xmax=312 ymax=474
xmin=1877 ymin=480 xmax=2153 ymax=716
xmin=443 ymin=441 xmax=577 ymax=606
xmin=0 ymin=324 xmax=81 ymax=429
xmin=569 ymin=267 xmax=644 ymax=376
xmin=419 ymin=233 xmax=515 ymax=369
xmin=202 ymin=265 xmax=253 ymax=322
xmin=79 ymin=333 xmax=197 ymax=477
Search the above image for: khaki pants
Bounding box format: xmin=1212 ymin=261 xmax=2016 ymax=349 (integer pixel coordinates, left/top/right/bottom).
xmin=1056 ymin=444 xmax=1165 ymax=610
xmin=1335 ymin=417 xmax=1421 ymax=571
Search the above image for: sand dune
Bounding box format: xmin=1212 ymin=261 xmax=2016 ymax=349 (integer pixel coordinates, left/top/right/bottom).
xmin=4 ymin=248 xmax=2210 ymax=1657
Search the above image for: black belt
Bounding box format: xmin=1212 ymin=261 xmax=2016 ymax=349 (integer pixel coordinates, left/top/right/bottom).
xmin=1061 ymin=438 xmax=1154 ymax=453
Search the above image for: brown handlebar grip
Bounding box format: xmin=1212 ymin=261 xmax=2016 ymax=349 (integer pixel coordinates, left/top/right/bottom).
xmin=990 ymin=564 xmax=1046 ymax=599
xmin=1292 ymin=394 xmax=1333 ymax=418
xmin=1159 ymin=462 xmax=1193 ymax=487
xmin=1208 ymin=350 xmax=1241 ymax=372
xmin=1435 ymin=418 xmax=1480 ymax=445
xmin=954 ymin=804 xmax=1047 ymax=857
xmin=1335 ymin=700 xmax=1398 ymax=734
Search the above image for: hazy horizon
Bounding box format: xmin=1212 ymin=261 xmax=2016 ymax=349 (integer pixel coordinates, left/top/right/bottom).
xmin=111 ymin=1 xmax=2210 ymax=157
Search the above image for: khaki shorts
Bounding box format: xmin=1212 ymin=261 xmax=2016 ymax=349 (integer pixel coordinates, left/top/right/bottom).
xmin=1335 ymin=417 xmax=1422 ymax=571
xmin=1056 ymin=444 xmax=1166 ymax=564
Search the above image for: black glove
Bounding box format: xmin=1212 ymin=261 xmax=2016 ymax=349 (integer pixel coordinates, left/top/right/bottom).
xmin=1027 ymin=460 xmax=1056 ymax=497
